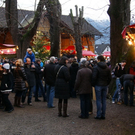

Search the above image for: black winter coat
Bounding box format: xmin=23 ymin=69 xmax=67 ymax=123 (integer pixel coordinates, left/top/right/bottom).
xmin=120 ymin=74 xmax=135 ymax=86
xmin=24 ymin=64 xmax=36 ymax=87
xmin=69 ymin=62 xmax=79 ymax=87
xmin=14 ymin=67 xmax=27 ymax=91
xmin=44 ymin=62 xmax=56 ymax=86
xmin=55 ymin=64 xmax=70 ymax=99
xmin=35 ymin=62 xmax=43 ymax=80
xmin=114 ymin=64 xmax=126 ymax=77
xmin=0 ymin=72 xmax=13 ymax=92
xmin=92 ymin=62 xmax=111 ymax=86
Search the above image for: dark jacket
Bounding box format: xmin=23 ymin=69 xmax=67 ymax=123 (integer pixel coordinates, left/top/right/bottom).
xmin=24 ymin=64 xmax=36 ymax=87
xmin=69 ymin=62 xmax=79 ymax=87
xmin=92 ymin=62 xmax=111 ymax=86
xmin=55 ymin=64 xmax=70 ymax=99
xmin=14 ymin=67 xmax=27 ymax=91
xmin=35 ymin=62 xmax=43 ymax=80
xmin=114 ymin=63 xmax=126 ymax=77
xmin=44 ymin=62 xmax=56 ymax=86
xmin=120 ymin=74 xmax=135 ymax=86
xmin=74 ymin=67 xmax=92 ymax=94
xmin=0 ymin=72 xmax=13 ymax=92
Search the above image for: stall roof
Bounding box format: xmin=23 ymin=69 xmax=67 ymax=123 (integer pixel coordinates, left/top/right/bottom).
xmin=0 ymin=7 xmax=102 ymax=36
xmin=0 ymin=43 xmax=16 ymax=49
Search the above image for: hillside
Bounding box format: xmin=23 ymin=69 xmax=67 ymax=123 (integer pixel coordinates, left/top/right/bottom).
xmin=86 ymin=18 xmax=110 ymax=44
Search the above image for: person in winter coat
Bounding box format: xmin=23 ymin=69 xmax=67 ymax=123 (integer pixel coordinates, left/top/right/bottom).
xmin=74 ymin=59 xmax=92 ymax=119
xmin=92 ymin=55 xmax=111 ymax=119
xmin=55 ymin=56 xmax=70 ymax=117
xmin=0 ymin=64 xmax=3 ymax=109
xmin=14 ymin=59 xmax=27 ymax=108
xmin=44 ymin=56 xmax=56 ymax=108
xmin=69 ymin=58 xmax=79 ymax=98
xmin=24 ymin=48 xmax=35 ymax=64
xmin=120 ymin=74 xmax=135 ymax=106
xmin=112 ymin=60 xmax=126 ymax=104
xmin=128 ymin=60 xmax=135 ymax=75
xmin=22 ymin=58 xmax=36 ymax=105
xmin=0 ymin=63 xmax=14 ymax=113
xmin=87 ymin=61 xmax=94 ymax=115
xmin=35 ymin=59 xmax=46 ymax=102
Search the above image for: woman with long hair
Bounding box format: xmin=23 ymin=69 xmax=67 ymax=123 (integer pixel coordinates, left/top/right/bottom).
xmin=55 ymin=56 xmax=70 ymax=117
xmin=14 ymin=59 xmax=27 ymax=108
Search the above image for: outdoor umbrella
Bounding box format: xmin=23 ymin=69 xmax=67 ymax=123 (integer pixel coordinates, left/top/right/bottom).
xmin=102 ymin=51 xmax=110 ymax=57
xmin=82 ymin=50 xmax=96 ymax=56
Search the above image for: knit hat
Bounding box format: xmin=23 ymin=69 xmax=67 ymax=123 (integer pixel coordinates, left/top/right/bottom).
xmin=80 ymin=58 xmax=87 ymax=63
xmin=27 ymin=48 xmax=32 ymax=52
xmin=3 ymin=63 xmax=10 ymax=69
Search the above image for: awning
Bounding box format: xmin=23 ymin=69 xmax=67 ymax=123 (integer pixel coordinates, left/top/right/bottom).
xmin=82 ymin=50 xmax=96 ymax=56
xmin=121 ymin=24 xmax=135 ymax=41
xmin=0 ymin=44 xmax=16 ymax=54
xmin=102 ymin=51 xmax=110 ymax=57
xmin=0 ymin=43 xmax=16 ymax=49
xmin=0 ymin=49 xmax=16 ymax=54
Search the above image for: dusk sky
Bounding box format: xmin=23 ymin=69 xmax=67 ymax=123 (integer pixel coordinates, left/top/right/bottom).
xmin=0 ymin=0 xmax=134 ymax=21
xmin=16 ymin=0 xmax=135 ymax=21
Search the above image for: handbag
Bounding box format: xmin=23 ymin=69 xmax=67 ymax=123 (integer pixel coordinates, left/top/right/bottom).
xmin=25 ymin=81 xmax=29 ymax=88
xmin=56 ymin=65 xmax=64 ymax=78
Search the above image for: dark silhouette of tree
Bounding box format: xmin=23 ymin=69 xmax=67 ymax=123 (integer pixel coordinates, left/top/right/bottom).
xmin=108 ymin=0 xmax=131 ymax=68
xmin=5 ymin=0 xmax=46 ymax=58
xmin=45 ymin=0 xmax=61 ymax=57
xmin=70 ymin=5 xmax=84 ymax=61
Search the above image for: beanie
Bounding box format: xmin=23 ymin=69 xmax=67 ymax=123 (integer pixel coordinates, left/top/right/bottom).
xmin=3 ymin=63 xmax=10 ymax=70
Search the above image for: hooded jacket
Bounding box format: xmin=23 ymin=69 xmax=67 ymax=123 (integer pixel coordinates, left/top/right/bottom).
xmin=92 ymin=62 xmax=111 ymax=86
xmin=24 ymin=52 xmax=35 ymax=63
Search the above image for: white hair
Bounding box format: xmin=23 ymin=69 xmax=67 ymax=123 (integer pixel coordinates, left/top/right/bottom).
xmin=50 ymin=56 xmax=55 ymax=63
xmin=80 ymin=58 xmax=87 ymax=63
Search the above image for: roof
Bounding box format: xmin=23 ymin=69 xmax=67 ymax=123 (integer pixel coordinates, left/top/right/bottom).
xmin=61 ymin=15 xmax=102 ymax=36
xmin=0 ymin=7 xmax=34 ymax=28
xmin=0 ymin=7 xmax=102 ymax=36
xmin=95 ymin=44 xmax=110 ymax=55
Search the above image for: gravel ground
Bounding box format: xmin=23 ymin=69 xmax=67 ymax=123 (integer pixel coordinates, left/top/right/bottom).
xmin=0 ymin=93 xmax=135 ymax=135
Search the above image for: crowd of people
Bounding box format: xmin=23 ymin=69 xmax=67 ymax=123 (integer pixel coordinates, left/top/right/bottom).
xmin=0 ymin=47 xmax=134 ymax=120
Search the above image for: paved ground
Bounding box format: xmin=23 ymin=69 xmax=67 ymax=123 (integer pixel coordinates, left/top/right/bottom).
xmin=0 ymin=93 xmax=135 ymax=135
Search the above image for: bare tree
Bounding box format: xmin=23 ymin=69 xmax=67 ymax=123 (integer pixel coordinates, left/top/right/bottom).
xmin=70 ymin=5 xmax=84 ymax=61
xmin=107 ymin=0 xmax=133 ymax=95
xmin=108 ymin=0 xmax=131 ymax=68
xmin=5 ymin=0 xmax=46 ymax=58
xmin=45 ymin=0 xmax=61 ymax=57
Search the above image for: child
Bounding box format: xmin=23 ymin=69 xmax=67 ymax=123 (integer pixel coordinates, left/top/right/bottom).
xmin=0 ymin=63 xmax=14 ymax=113
xmin=24 ymin=48 xmax=35 ymax=64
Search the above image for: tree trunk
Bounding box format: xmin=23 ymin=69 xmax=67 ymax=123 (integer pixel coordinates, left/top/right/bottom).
xmin=107 ymin=0 xmax=131 ymax=95
xmin=46 ymin=0 xmax=61 ymax=57
xmin=108 ymin=0 xmax=131 ymax=69
xmin=5 ymin=0 xmax=46 ymax=59
xmin=70 ymin=6 xmax=83 ymax=61
xmin=74 ymin=22 xmax=82 ymax=61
